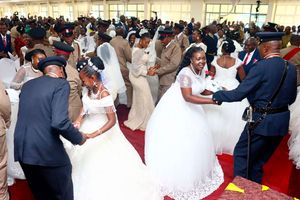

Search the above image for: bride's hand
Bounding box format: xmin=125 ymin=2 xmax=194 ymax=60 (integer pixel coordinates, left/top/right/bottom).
xmin=73 ymin=121 xmax=81 ymax=129
xmin=85 ymin=129 xmax=102 ymax=139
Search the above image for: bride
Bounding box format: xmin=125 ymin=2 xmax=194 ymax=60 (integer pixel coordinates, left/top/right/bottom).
xmin=68 ymin=57 xmax=161 ymax=200
xmin=145 ymin=47 xmax=224 ymax=199
xmin=202 ymin=39 xmax=249 ymax=155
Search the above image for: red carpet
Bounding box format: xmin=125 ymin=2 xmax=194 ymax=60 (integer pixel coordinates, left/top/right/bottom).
xmin=8 ymin=105 xmax=295 ymax=200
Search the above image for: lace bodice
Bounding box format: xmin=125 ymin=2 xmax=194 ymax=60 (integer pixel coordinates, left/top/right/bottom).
xmin=131 ymin=47 xmax=149 ymax=77
xmin=10 ymin=63 xmax=43 ymax=90
xmin=176 ymin=67 xmax=206 ymax=95
xmin=212 ymin=57 xmax=243 ymax=81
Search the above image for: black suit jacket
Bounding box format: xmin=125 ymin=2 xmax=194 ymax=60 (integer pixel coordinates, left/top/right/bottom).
xmin=14 ymin=76 xmax=83 ymax=167
xmin=238 ymin=48 xmax=261 ymax=75
xmin=0 ymin=34 xmax=12 ymax=57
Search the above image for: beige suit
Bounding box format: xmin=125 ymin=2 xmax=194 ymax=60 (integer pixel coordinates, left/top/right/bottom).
xmin=110 ymin=35 xmax=133 ymax=107
xmin=174 ymin=33 xmax=190 ymax=54
xmin=155 ymin=40 xmax=163 ymax=59
xmin=0 ymin=81 xmax=11 ymax=200
xmin=280 ymin=45 xmax=300 ymax=85
xmin=32 ymin=43 xmax=55 ymax=57
xmin=156 ymin=41 xmax=182 ymax=100
xmin=65 ymin=63 xmax=83 ymax=122
xmin=68 ymin=42 xmax=81 ymax=69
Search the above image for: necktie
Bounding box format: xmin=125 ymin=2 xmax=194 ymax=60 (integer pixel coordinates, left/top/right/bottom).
xmin=243 ymin=52 xmax=250 ymax=65
xmin=3 ymin=36 xmax=6 ymax=48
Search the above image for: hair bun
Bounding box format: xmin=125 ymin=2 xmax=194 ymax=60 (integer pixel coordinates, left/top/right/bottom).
xmin=90 ymin=57 xmax=105 ymax=71
xmin=222 ymin=39 xmax=236 ymax=54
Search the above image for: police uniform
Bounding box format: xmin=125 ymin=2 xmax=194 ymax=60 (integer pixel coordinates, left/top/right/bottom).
xmin=213 ymin=32 xmax=298 ymax=183
xmin=173 ymin=23 xmax=190 ymax=54
xmin=29 ymin=27 xmax=55 ymax=57
xmin=14 ymin=56 xmax=84 ymax=200
xmin=53 ymin=41 xmax=83 ymax=122
xmin=61 ymin=24 xmax=81 ymax=69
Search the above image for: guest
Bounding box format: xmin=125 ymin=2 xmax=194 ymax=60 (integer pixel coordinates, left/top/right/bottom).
xmin=185 ymin=29 xmax=207 ymax=53
xmin=0 ymin=21 xmax=12 ymax=59
xmin=145 ymin=47 xmax=223 ymax=199
xmin=0 ymin=80 xmax=11 ymax=200
xmin=203 ymin=24 xmax=218 ymax=68
xmin=124 ymin=29 xmax=158 ymax=131
xmin=238 ymin=37 xmax=261 ymax=79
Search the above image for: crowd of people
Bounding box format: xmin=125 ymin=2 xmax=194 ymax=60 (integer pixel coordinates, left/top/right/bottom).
xmin=0 ymin=11 xmax=299 ymax=200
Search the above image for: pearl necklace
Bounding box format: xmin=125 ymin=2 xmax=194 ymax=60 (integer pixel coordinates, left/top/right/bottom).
xmin=31 ymin=65 xmax=40 ymax=73
xmin=190 ymin=64 xmax=201 ymax=78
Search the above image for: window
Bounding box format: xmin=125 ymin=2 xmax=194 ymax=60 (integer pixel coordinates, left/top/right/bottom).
xmin=150 ymin=2 xmax=190 ymax=22
xmin=205 ymin=3 xmax=268 ymax=27
xmin=65 ymin=5 xmax=73 ymax=21
xmin=91 ymin=4 xmax=104 ymax=19
xmin=52 ymin=5 xmax=60 ymax=19
xmin=40 ymin=5 xmax=48 ymax=17
xmin=125 ymin=4 xmax=144 ymax=19
xmin=274 ymin=3 xmax=300 ymax=26
xmin=109 ymin=4 xmax=125 ymax=19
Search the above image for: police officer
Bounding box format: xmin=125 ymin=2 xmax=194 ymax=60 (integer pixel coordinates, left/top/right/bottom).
xmin=212 ymin=32 xmax=298 ymax=183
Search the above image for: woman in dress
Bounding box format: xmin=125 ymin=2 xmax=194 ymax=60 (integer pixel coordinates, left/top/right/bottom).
xmin=184 ymin=29 xmax=207 ymax=53
xmin=145 ymin=47 xmax=224 ymax=199
xmin=10 ymin=49 xmax=45 ymax=90
xmin=69 ymin=57 xmax=161 ymax=200
xmin=124 ymin=29 xmax=158 ymax=131
xmin=203 ymin=39 xmax=249 ymax=155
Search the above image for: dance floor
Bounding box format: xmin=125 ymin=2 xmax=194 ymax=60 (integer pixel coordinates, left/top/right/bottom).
xmin=8 ymin=104 xmax=294 ymax=200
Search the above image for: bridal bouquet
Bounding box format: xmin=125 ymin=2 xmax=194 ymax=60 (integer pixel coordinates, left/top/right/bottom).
xmin=204 ymin=71 xmax=224 ymax=93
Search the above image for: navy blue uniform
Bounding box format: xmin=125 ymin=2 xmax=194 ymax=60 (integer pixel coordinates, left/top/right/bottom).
xmin=213 ymin=57 xmax=297 ymax=183
xmin=14 ymin=76 xmax=83 ymax=200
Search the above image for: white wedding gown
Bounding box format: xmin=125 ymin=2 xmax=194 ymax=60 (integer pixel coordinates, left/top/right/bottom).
xmin=145 ymin=67 xmax=224 ymax=200
xmin=288 ymin=87 xmax=300 ymax=168
xmin=66 ymin=90 xmax=161 ymax=200
xmin=203 ymin=57 xmax=249 ymax=155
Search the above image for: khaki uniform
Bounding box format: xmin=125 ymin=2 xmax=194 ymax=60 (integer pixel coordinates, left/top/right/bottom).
xmin=281 ymin=45 xmax=300 ymax=85
xmin=174 ymin=33 xmax=190 ymax=55
xmin=155 ymin=40 xmax=163 ymax=59
xmin=32 ymin=43 xmax=55 ymax=57
xmin=65 ymin=63 xmax=83 ymax=122
xmin=0 ymin=81 xmax=11 ymax=200
xmin=110 ymin=36 xmax=132 ymax=107
xmin=156 ymin=41 xmax=182 ymax=100
xmin=68 ymin=42 xmax=81 ymax=69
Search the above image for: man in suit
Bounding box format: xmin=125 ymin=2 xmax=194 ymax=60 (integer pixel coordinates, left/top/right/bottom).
xmin=0 ymin=21 xmax=12 ymax=59
xmin=0 ymin=81 xmax=11 ymax=200
xmin=213 ymin=32 xmax=297 ymax=184
xmin=203 ymin=24 xmax=218 ymax=69
xmin=53 ymin=41 xmax=83 ymax=122
xmin=173 ymin=23 xmax=190 ymax=54
xmin=155 ymin=29 xmax=182 ymax=100
xmin=110 ymin=27 xmax=132 ymax=107
xmin=281 ymin=34 xmax=300 ymax=85
xmin=14 ymin=56 xmax=87 ymax=200
xmin=238 ymin=37 xmax=261 ymax=79
xmin=116 ymin=15 xmax=128 ymax=36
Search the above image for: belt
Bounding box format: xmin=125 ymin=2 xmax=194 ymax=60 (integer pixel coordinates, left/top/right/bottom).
xmin=253 ymin=106 xmax=288 ymax=114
